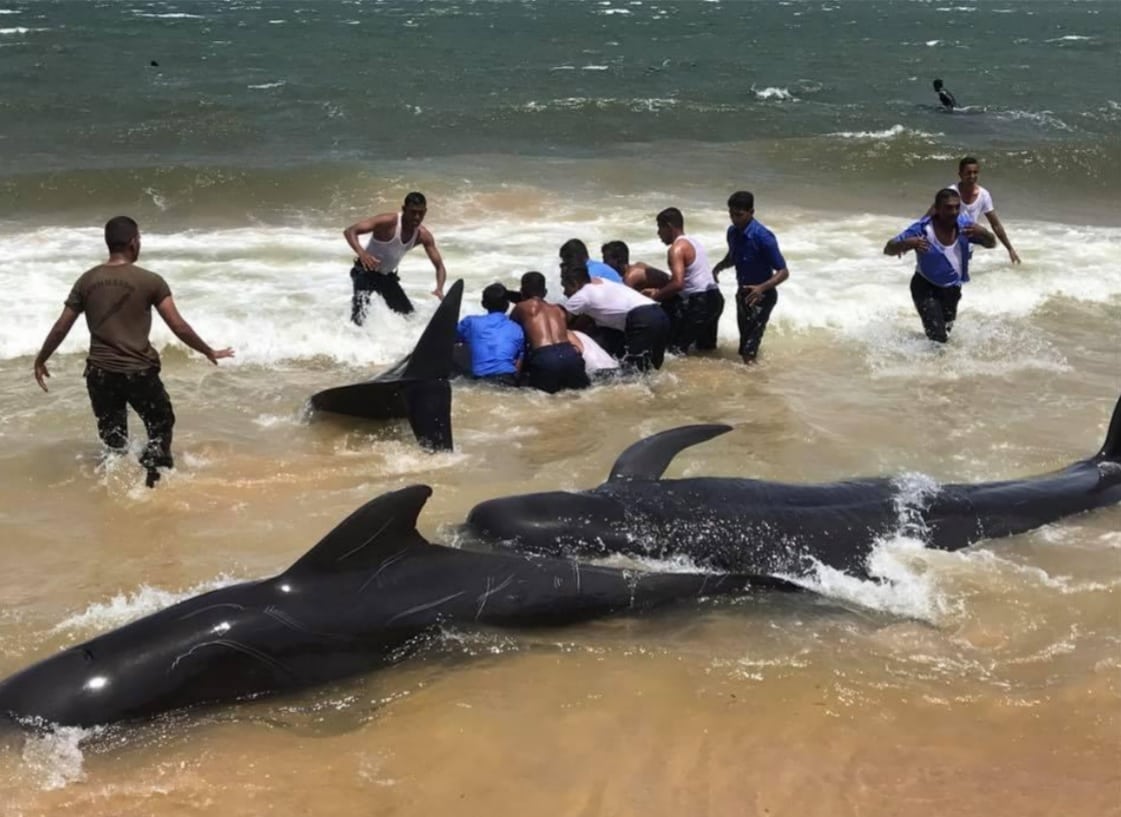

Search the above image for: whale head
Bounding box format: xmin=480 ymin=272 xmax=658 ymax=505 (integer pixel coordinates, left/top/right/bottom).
xmin=465 ymin=490 xmax=630 ymax=557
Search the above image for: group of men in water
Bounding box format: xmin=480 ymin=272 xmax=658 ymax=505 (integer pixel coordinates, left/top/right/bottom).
xmin=30 ymin=157 xmax=1021 ymax=482
xmin=349 ymin=191 xmax=792 ymax=394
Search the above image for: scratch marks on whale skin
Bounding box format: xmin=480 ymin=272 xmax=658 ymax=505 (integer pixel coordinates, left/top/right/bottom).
xmin=338 ymin=516 xmax=396 ymax=562
xmin=177 ymin=602 xmax=246 ymax=620
xmin=168 ymin=638 xmax=296 ymax=678
xmin=262 ymin=606 xmax=350 ymax=641
xmin=475 ymin=574 xmax=516 ymax=621
xmin=358 ymin=546 xmax=412 ymax=594
xmin=386 ymin=591 xmax=466 ymax=625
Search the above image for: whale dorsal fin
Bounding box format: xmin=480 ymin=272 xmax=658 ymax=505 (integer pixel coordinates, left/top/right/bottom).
xmin=1098 ymin=393 xmax=1121 ymax=461
xmin=608 ymin=424 xmax=733 ymax=482
xmin=283 ymin=485 xmax=432 ymax=577
xmin=375 ymin=280 xmax=465 ymax=383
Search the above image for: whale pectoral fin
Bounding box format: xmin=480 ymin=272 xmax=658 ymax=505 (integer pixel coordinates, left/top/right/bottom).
xmin=283 ymin=486 xmax=432 ymax=577
xmin=608 ymin=424 xmax=733 ymax=482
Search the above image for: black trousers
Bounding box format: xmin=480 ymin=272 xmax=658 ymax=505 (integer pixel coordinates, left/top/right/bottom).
xmin=523 ymin=342 xmax=590 ymax=394
xmin=85 ymin=364 xmax=175 ymax=470
xmin=734 ymin=287 xmax=778 ymax=360
xmin=623 ymin=304 xmax=671 ymax=371
xmin=909 ymin=273 xmax=961 ymax=343
xmin=665 ymin=287 xmax=725 ymax=354
xmin=351 ymin=265 xmax=414 ymax=325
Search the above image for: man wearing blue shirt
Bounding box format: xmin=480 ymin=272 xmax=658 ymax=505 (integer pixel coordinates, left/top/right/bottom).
xmin=712 ymin=191 xmax=790 ymax=364
xmin=455 ymin=283 xmax=525 ymax=385
xmin=884 ymin=187 xmax=995 ymax=343
xmin=559 ymin=238 xmax=623 ymax=284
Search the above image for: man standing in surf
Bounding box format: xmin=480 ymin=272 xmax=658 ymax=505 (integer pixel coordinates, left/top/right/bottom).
xmin=885 ymin=187 xmax=996 ymax=343
xmin=712 ymin=191 xmax=790 ymax=365
xmin=948 ymin=157 xmax=1021 ymax=264
xmin=343 ymin=192 xmax=448 ymax=325
xmin=32 ymin=216 xmax=234 ymax=487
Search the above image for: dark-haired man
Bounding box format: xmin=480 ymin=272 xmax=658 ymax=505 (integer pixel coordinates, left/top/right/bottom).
xmin=948 ymin=157 xmax=1020 ymax=264
xmin=933 ymin=79 xmax=957 ymax=111
xmin=712 ymin=191 xmax=790 ymax=364
xmin=646 ymin=207 xmax=724 ymax=354
xmin=455 ymin=283 xmax=524 ymax=386
xmin=343 ymin=192 xmax=448 ymax=324
xmin=884 ymin=187 xmax=996 ymax=343
xmin=561 ymin=263 xmax=670 ymax=372
xmin=559 ymin=238 xmax=623 ymax=284
xmin=601 ymin=240 xmax=670 ymax=292
xmin=510 ymin=272 xmax=589 ymax=394
xmin=33 ymin=216 xmax=234 ymax=486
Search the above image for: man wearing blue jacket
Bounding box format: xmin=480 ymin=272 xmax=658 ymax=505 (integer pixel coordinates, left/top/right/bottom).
xmin=884 ymin=187 xmax=996 ymax=343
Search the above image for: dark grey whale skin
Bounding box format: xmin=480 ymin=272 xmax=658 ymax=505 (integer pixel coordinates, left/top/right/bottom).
xmin=0 ymin=485 xmax=793 ymax=729
xmin=466 ymin=394 xmax=1121 ymax=578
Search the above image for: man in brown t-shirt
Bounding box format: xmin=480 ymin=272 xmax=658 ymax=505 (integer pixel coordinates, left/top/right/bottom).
xmin=33 ymin=216 xmax=234 ymax=486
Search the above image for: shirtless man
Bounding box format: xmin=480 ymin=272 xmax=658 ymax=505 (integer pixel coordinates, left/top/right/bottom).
xmin=509 ymin=272 xmax=590 ymax=394
xmin=601 ymin=240 xmax=670 ymax=292
xmin=342 ymin=192 xmax=448 ymax=325
xmin=644 ymin=208 xmax=724 ymax=354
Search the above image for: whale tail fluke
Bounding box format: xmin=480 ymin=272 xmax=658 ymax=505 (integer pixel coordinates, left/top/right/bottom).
xmin=1097 ymin=392 xmax=1121 ymax=461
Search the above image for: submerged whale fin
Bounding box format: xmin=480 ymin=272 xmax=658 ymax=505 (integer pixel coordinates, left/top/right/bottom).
xmin=376 ymin=279 xmax=465 ymax=383
xmin=608 ymin=424 xmax=733 ymax=482
xmin=1098 ymin=393 xmax=1121 ymax=461
xmin=283 ymin=485 xmax=432 ymax=577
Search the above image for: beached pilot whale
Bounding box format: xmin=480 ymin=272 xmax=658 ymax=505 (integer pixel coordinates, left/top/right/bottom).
xmin=466 ymin=393 xmax=1121 ymax=579
xmin=310 ymin=279 xmax=464 ymax=450
xmin=0 ymin=486 xmax=795 ymax=729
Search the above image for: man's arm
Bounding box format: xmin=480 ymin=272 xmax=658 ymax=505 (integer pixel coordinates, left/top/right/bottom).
xmin=884 ymin=227 xmax=929 ymax=257
xmin=645 ymin=243 xmax=686 ymax=301
xmin=712 ymin=251 xmax=733 ymax=280
xmin=419 ymin=226 xmax=447 ymax=299
xmin=740 ymin=268 xmax=789 ymax=306
xmin=155 ymin=296 xmax=234 ymax=364
xmin=984 ymin=211 xmax=1020 ymax=263
xmin=33 ymin=306 xmax=81 ymax=391
xmin=343 ymin=213 xmax=393 ymax=271
xmin=963 ymin=222 xmax=997 ymax=249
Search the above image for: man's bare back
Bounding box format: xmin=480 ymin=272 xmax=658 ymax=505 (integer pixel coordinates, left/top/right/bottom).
xmin=512 ymin=298 xmax=570 ymax=349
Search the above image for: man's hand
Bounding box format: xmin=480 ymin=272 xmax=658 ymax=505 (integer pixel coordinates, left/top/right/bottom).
xmin=206 ymin=348 xmax=235 ymax=365
xmin=713 ymin=260 xmax=730 ymax=275
xmin=357 ymin=250 xmax=382 ymax=272
xmin=739 ymin=284 xmax=765 ymax=306
xmin=34 ymin=360 xmax=50 ymax=392
xmin=909 ymin=235 xmax=931 ymax=253
xmin=641 ymin=288 xmax=658 ymax=298
xmin=1008 ymin=248 xmax=1021 ymax=264
xmin=431 ymin=286 xmax=444 ymax=300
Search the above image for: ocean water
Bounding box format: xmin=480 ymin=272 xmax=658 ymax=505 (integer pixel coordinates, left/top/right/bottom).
xmin=1 ymin=2 xmax=1119 ymax=815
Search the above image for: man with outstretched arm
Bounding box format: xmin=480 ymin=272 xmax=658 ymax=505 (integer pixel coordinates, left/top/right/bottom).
xmin=885 ymin=187 xmax=996 ymax=343
xmin=33 ymin=216 xmax=234 ymax=486
xmin=712 ymin=191 xmax=790 ymax=364
xmin=343 ymin=191 xmax=448 ymax=325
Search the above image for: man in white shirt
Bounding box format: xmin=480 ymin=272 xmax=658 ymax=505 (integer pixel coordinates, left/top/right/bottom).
xmin=561 ymin=263 xmax=671 ymax=371
xmin=948 ymin=157 xmax=1021 ymax=264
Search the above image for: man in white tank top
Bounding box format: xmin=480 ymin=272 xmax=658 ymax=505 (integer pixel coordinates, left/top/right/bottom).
xmin=645 ymin=207 xmax=725 ymax=355
xmin=342 ymin=192 xmax=448 ymax=325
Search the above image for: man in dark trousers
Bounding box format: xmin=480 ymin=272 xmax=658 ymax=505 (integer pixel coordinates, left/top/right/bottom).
xmin=33 ymin=216 xmax=234 ymax=486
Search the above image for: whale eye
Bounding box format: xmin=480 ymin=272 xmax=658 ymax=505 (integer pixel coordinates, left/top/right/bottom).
xmin=82 ymin=649 xmax=95 ymax=663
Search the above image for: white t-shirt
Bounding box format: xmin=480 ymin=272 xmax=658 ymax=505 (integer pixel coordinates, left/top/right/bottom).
xmin=570 ymin=330 xmax=619 ymax=374
xmin=564 ymin=280 xmax=655 ymax=332
xmin=924 ymin=223 xmax=964 ymax=280
xmin=949 ymin=183 xmax=994 ymax=225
